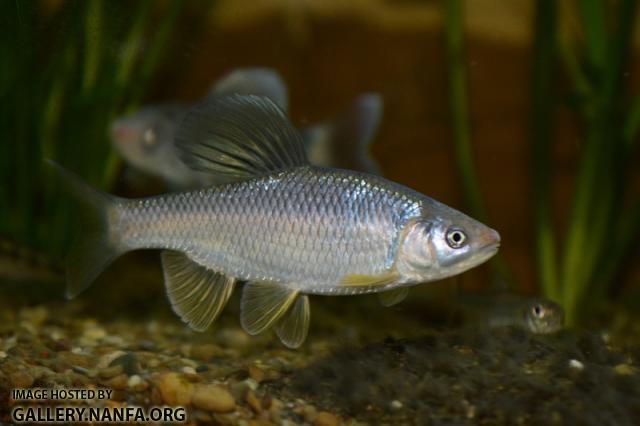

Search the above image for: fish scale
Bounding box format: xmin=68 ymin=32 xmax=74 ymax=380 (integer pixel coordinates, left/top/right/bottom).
xmin=118 ymin=166 xmax=421 ymax=294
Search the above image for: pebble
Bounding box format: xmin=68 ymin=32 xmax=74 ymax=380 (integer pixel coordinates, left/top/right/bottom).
xmin=98 ymin=365 xmax=123 ymax=379
xmin=315 ymin=411 xmax=339 ymax=426
xmin=390 ymin=400 xmax=403 ymax=411
xmin=128 ymin=374 xmax=149 ymax=392
xmin=269 ymin=398 xmax=284 ymax=424
xmin=109 ymin=352 xmax=140 ymax=376
xmin=137 ymin=340 xmax=156 ymax=351
xmin=191 ymin=383 xmax=236 ymax=413
xmin=101 ymin=373 xmax=128 ymax=390
xmin=80 ymin=324 xmax=107 ymax=345
xmin=613 ymin=363 xmax=636 ymax=376
xmin=57 ymin=351 xmax=90 ymax=368
xmin=245 ymin=390 xmax=262 ymax=413
xmin=248 ymin=365 xmax=265 ymax=382
xmin=181 ymin=358 xmax=199 ymax=369
xmin=182 ymin=366 xmax=197 ymax=375
xmin=218 ymin=328 xmax=250 ymax=349
xmin=568 ymin=359 xmax=584 ymax=371
xmin=19 ymin=306 xmax=48 ymax=327
xmin=191 ymin=343 xmax=223 ymax=361
xmin=97 ymin=351 xmax=126 ymax=369
xmin=9 ymin=370 xmax=34 ymax=388
xmin=156 ymin=373 xmax=193 ymax=406
xmin=302 ymin=405 xmax=318 ymax=422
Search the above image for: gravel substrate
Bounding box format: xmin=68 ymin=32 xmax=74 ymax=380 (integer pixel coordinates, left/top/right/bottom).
xmin=0 ymin=289 xmax=639 ymax=425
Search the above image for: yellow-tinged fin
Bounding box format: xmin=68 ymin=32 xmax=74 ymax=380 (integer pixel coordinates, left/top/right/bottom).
xmin=161 ymin=251 xmax=235 ymax=331
xmin=240 ymin=281 xmax=298 ymax=335
xmin=378 ymin=287 xmax=409 ymax=307
xmin=339 ymin=271 xmax=399 ymax=287
xmin=275 ymin=294 xmax=310 ymax=349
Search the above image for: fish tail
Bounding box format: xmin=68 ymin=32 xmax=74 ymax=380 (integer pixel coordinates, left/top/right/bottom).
xmin=45 ymin=160 xmax=129 ymax=299
xmin=306 ymin=93 xmax=383 ymax=174
xmin=339 ymin=93 xmax=383 ymax=175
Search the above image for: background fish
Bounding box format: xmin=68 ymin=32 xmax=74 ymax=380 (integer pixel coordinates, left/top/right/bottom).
xmin=456 ymin=292 xmax=565 ymax=334
xmin=51 ymin=95 xmax=500 ymax=348
xmin=111 ymin=68 xmax=383 ymax=190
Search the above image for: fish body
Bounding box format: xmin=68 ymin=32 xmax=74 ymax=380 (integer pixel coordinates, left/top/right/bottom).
xmin=486 ymin=296 xmax=564 ymax=334
xmin=111 ymin=68 xmax=382 ymax=189
xmin=51 ymin=95 xmax=499 ymax=348
xmin=115 ymin=167 xmax=496 ymax=295
xmin=458 ymin=292 xmax=564 ymax=334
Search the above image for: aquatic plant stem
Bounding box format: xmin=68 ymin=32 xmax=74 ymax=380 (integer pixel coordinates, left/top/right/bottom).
xmin=442 ymin=0 xmax=515 ymax=287
xmin=102 ymin=0 xmax=185 ymax=189
xmin=562 ymin=0 xmax=637 ymax=324
xmin=577 ymin=0 xmax=607 ymax=72
xmin=82 ymin=0 xmax=103 ymax=93
xmin=530 ymin=0 xmax=559 ymax=302
xmin=624 ymin=95 xmax=640 ymax=148
xmin=443 ymin=0 xmax=487 ymax=222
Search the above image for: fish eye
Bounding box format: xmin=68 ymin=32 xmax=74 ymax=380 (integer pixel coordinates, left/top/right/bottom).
xmin=143 ymin=128 xmax=157 ymax=147
xmin=445 ymin=227 xmax=467 ymax=249
xmin=532 ymin=303 xmax=544 ymax=319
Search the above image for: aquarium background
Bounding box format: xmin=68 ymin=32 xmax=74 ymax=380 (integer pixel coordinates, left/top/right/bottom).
xmin=1 ymin=1 xmax=639 ymax=424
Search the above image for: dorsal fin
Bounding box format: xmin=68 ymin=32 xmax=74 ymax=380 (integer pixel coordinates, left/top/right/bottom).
xmin=175 ymin=95 xmax=308 ymax=182
xmin=210 ymin=68 xmax=289 ymax=113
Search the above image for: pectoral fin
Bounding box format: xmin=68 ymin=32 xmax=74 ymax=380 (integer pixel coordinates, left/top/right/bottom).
xmin=339 ymin=271 xmax=399 ymax=287
xmin=240 ymin=281 xmax=298 ymax=335
xmin=161 ymin=251 xmax=235 ymax=331
xmin=275 ymin=294 xmax=310 ymax=349
xmin=378 ymin=287 xmax=409 ymax=307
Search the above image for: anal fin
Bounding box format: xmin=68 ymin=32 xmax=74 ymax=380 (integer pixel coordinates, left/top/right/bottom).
xmin=275 ymin=294 xmax=310 ymax=349
xmin=240 ymin=281 xmax=298 ymax=335
xmin=339 ymin=270 xmax=399 ymax=287
xmin=161 ymin=251 xmax=235 ymax=331
xmin=378 ymin=287 xmax=409 ymax=307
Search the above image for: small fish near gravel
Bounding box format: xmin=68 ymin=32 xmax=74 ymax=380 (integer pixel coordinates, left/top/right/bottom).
xmin=48 ymin=95 xmax=500 ymax=349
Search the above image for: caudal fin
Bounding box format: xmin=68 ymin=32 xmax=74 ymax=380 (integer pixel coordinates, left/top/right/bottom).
xmin=302 ymin=93 xmax=383 ymax=174
xmin=45 ymin=160 xmax=128 ymax=299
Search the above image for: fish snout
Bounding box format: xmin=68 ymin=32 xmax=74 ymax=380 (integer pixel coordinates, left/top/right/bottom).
xmin=110 ymin=120 xmax=141 ymax=146
xmin=480 ymin=228 xmax=501 ymax=250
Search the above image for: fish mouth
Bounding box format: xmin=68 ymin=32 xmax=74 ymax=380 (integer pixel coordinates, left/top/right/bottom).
xmin=477 ymin=243 xmax=500 ymax=263
xmin=478 ymin=228 xmax=501 ymax=260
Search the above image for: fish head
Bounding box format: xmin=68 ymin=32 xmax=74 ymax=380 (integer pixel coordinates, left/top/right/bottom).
xmin=396 ymin=204 xmax=500 ymax=283
xmin=110 ymin=107 xmax=183 ymax=178
xmin=522 ymin=298 xmax=565 ymax=334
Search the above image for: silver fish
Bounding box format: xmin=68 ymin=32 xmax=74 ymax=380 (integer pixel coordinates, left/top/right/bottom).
xmin=111 ymin=68 xmax=382 ymax=189
xmin=50 ymin=95 xmax=500 ymax=348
